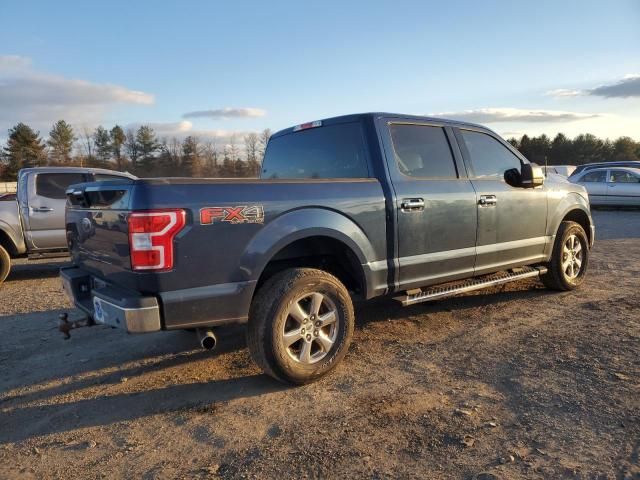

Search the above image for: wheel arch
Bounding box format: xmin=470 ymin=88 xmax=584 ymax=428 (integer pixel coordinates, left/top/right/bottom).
xmin=240 ymin=208 xmax=385 ymax=302
xmin=547 ymin=193 xmax=594 ymax=248
xmin=0 ymin=225 xmax=19 ymax=257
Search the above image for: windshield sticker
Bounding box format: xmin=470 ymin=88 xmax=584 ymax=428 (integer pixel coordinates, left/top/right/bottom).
xmin=200 ymin=206 xmax=265 ymax=225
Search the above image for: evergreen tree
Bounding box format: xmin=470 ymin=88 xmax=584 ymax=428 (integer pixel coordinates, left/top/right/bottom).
xmin=3 ymin=123 xmax=46 ymax=179
xmin=221 ymin=145 xmax=234 ymax=177
xmin=612 ymin=136 xmax=639 ymax=161
xmin=47 ymin=120 xmax=76 ymax=165
xmin=181 ymin=136 xmax=203 ymax=177
xmin=93 ymin=126 xmax=112 ymax=167
xmin=110 ymin=125 xmax=126 ymax=171
xmin=135 ymin=126 xmax=159 ymax=174
xmin=549 ymin=133 xmax=573 ymax=165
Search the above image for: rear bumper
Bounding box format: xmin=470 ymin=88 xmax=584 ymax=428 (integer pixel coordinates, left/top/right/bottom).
xmin=60 ymin=266 xmax=255 ymax=333
xmin=61 ymin=267 xmax=161 ymax=333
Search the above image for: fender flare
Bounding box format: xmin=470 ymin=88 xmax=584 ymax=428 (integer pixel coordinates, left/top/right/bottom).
xmin=547 ymin=192 xmax=594 ymax=244
xmin=0 ymin=220 xmax=24 ymax=256
xmin=239 ymin=208 xmax=382 ymax=297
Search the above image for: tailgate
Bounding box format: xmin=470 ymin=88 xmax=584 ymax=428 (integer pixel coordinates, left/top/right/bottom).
xmin=65 ymin=181 xmax=134 ymax=277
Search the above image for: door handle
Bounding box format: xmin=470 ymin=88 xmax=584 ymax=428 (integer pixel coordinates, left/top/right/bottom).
xmin=401 ymin=198 xmax=425 ymax=211
xmin=478 ymin=195 xmax=497 ymax=206
xmin=32 ymin=206 xmax=53 ymax=213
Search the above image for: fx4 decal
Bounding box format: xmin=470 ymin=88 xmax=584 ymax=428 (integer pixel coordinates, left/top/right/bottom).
xmin=200 ymin=206 xmax=265 ymax=225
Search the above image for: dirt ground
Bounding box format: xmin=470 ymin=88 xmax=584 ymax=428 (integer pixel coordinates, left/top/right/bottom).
xmin=0 ymin=210 xmax=638 ymax=480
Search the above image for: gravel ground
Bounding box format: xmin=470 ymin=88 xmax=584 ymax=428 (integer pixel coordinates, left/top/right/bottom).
xmin=0 ymin=209 xmax=638 ymax=479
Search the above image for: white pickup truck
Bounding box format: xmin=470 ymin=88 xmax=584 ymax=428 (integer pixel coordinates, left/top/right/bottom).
xmin=0 ymin=167 xmax=134 ymax=284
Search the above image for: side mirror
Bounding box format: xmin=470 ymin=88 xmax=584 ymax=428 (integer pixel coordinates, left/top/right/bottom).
xmin=520 ymin=163 xmax=544 ymax=188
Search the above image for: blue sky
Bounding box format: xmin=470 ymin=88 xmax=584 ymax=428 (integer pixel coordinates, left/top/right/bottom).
xmin=1 ymin=0 xmax=639 ymax=143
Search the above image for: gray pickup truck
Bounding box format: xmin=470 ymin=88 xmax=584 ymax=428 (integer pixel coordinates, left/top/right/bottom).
xmin=0 ymin=167 xmax=134 ymax=283
xmin=61 ymin=113 xmax=594 ymax=384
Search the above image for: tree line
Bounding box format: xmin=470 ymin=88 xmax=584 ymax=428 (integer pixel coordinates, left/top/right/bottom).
xmin=506 ymin=133 xmax=640 ymax=166
xmin=0 ymin=120 xmax=272 ymax=181
xmin=2 ymin=121 xmax=639 ymax=181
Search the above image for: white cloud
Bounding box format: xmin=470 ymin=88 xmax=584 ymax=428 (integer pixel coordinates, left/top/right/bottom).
xmin=0 ymin=54 xmax=154 ymax=133
xmin=124 ymin=120 xmax=258 ymax=146
xmin=125 ymin=120 xmax=193 ymax=136
xmin=547 ymin=74 xmax=640 ymax=99
xmin=182 ymin=107 xmax=266 ymax=120
xmin=546 ymin=89 xmax=582 ymax=97
xmin=432 ymin=107 xmax=601 ymax=124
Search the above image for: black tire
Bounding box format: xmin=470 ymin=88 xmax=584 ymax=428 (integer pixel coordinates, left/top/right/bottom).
xmin=0 ymin=244 xmax=10 ymax=285
xmin=247 ymin=268 xmax=354 ymax=385
xmin=541 ymin=221 xmax=589 ymax=291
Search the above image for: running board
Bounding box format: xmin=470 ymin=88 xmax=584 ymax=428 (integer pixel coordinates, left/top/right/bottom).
xmin=394 ymin=266 xmax=548 ymax=307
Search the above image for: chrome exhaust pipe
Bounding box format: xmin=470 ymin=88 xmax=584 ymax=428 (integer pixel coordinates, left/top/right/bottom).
xmin=197 ymin=328 xmax=217 ymax=350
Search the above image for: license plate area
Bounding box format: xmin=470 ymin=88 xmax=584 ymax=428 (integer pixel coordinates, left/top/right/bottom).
xmin=92 ymin=295 xmax=122 ymax=328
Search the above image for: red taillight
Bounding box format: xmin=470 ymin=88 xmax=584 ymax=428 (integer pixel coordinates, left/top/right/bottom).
xmin=128 ymin=209 xmax=186 ymax=271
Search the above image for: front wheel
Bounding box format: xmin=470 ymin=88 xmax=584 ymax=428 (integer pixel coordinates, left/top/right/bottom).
xmin=0 ymin=244 xmax=10 ymax=285
xmin=247 ymin=268 xmax=354 ymax=384
xmin=541 ymin=221 xmax=589 ymax=291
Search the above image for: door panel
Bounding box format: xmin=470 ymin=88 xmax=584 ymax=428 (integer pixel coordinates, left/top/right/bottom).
xmin=607 ymin=170 xmax=640 ymax=205
xmin=27 ymin=172 xmax=86 ymax=249
xmin=379 ymin=120 xmax=478 ymax=291
xmin=396 ymin=181 xmax=477 ymax=288
xmin=455 ymin=128 xmax=548 ymax=274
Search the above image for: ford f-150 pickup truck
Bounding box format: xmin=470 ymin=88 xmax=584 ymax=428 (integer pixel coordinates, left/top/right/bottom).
xmin=61 ymin=113 xmax=594 ymax=384
xmin=0 ymin=167 xmax=134 ymax=284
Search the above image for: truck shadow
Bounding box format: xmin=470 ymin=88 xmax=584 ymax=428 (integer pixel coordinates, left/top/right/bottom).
xmin=0 ymin=282 xmax=554 ymax=444
xmin=0 ymin=317 xmax=250 ymax=407
xmin=0 ymin=374 xmax=287 ymax=444
xmin=5 ymin=259 xmax=70 ymax=282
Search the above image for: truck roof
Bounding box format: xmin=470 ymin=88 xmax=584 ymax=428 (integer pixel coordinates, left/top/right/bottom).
xmin=271 ymin=112 xmax=487 ymax=139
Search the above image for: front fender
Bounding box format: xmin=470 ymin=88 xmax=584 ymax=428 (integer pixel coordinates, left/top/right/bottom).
xmin=546 ymin=190 xmax=593 ymax=248
xmin=240 ymin=208 xmax=386 ymax=298
xmin=0 ymin=214 xmax=26 ymax=256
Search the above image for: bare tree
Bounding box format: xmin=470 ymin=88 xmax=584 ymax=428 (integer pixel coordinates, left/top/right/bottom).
xmin=244 ymin=133 xmax=260 ymax=177
xmin=258 ymin=128 xmax=272 ymax=161
xmin=244 ymin=133 xmax=259 ymax=163
xmin=125 ymin=129 xmax=139 ymax=168
xmin=202 ymin=141 xmax=219 ymax=177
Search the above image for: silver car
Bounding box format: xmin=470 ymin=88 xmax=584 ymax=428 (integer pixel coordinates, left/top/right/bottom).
xmin=570 ymin=167 xmax=640 ymax=206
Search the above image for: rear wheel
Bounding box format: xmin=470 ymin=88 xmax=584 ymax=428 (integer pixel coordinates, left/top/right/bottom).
xmin=541 ymin=221 xmax=589 ymax=291
xmin=247 ymin=268 xmax=354 ymax=384
xmin=0 ymin=245 xmax=10 ymax=284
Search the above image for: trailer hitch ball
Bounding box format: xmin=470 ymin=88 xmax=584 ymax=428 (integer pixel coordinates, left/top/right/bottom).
xmin=58 ymin=312 xmax=95 ymax=339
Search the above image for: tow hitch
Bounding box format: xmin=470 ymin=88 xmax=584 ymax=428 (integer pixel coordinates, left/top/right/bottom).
xmin=58 ymin=312 xmax=95 ymax=339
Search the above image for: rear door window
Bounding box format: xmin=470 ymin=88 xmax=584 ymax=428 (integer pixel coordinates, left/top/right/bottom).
xmin=389 ymin=124 xmax=458 ymax=178
xmin=261 ymin=122 xmax=369 ymax=179
xmin=609 ymin=170 xmax=640 ymax=183
xmin=36 ymin=173 xmax=86 ymax=199
xmin=581 ymin=171 xmax=607 ymax=183
xmin=460 ymin=130 xmax=522 ymax=178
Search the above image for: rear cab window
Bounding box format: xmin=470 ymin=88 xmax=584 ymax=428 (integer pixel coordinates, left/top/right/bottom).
xmin=36 ymin=173 xmax=86 ymax=199
xmin=261 ymin=122 xmax=369 ymax=179
xmin=389 ymin=124 xmax=458 ymax=178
